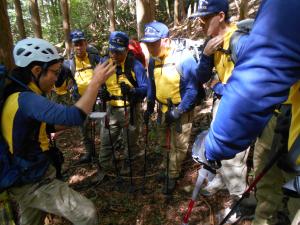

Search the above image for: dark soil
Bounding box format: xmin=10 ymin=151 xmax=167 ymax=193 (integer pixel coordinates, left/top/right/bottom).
xmin=45 ymin=97 xmax=253 ymax=225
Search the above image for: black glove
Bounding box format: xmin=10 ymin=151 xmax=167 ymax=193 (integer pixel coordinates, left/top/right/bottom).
xmin=192 ymin=130 xmax=221 ymax=173
xmin=99 ymin=88 xmax=111 ymax=101
xmin=120 ymin=82 xmax=132 ymax=97
xmin=165 ymin=107 xmax=182 ymax=125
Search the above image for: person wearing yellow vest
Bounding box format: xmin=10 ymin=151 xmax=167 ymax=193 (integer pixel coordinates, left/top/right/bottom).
xmin=141 ymin=22 xmax=200 ymax=195
xmin=191 ymin=0 xmax=300 ymax=224
xmin=49 ymin=59 xmax=75 ymax=106
xmin=98 ymin=31 xmax=147 ymax=176
xmin=66 ymin=30 xmax=101 ymax=164
xmin=0 ymin=38 xmax=114 ymax=225
xmin=191 ymin=0 xmax=250 ymax=222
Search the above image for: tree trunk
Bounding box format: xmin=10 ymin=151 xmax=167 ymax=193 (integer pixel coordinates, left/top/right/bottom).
xmin=165 ymin=0 xmax=171 ymax=19
xmin=14 ymin=0 xmax=26 ymax=39
xmin=0 ymin=0 xmax=14 ymax=69
xmin=174 ymin=0 xmax=179 ymax=27
xmin=180 ymin=0 xmax=186 ymax=20
xmin=30 ymin=0 xmax=43 ymax=38
xmin=239 ymin=0 xmax=249 ymax=20
xmin=60 ymin=0 xmax=71 ymax=57
xmin=108 ymin=0 xmax=116 ymax=32
xmin=136 ymin=0 xmax=155 ymax=40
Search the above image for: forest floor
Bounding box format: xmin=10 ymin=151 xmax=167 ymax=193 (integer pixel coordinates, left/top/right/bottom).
xmin=45 ymin=96 xmax=255 ymax=225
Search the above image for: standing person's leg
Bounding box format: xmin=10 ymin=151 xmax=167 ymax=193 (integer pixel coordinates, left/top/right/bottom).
xmin=78 ymin=118 xmax=93 ymax=163
xmin=100 ymin=107 xmax=121 ymax=172
xmin=252 ymin=116 xmax=286 ymax=225
xmin=169 ymin=111 xmax=193 ymax=179
xmin=128 ymin=103 xmax=143 ymax=161
xmin=9 ymin=166 xmax=98 ymax=225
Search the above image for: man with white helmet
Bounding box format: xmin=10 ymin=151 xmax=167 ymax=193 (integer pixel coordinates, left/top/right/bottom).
xmin=0 ymin=38 xmax=115 ymax=225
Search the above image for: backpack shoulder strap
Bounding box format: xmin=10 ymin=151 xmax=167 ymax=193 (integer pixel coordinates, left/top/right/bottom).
xmin=88 ymin=53 xmax=100 ymax=68
xmin=229 ymin=19 xmax=254 ymax=64
xmin=124 ymin=53 xmax=138 ymax=88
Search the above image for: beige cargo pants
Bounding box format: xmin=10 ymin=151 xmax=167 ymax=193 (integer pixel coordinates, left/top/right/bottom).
xmin=157 ymin=110 xmax=194 ymax=179
xmin=212 ymin=98 xmax=249 ymax=196
xmin=8 ymin=166 xmax=98 ymax=225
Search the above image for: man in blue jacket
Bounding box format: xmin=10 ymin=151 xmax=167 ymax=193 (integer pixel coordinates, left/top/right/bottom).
xmin=99 ymin=31 xmax=147 ymax=176
xmin=191 ymin=2 xmax=250 ymax=221
xmin=141 ymin=21 xmax=199 ymax=194
xmin=194 ymin=0 xmax=300 ymax=224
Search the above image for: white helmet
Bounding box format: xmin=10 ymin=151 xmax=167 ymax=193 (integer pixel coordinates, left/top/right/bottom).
xmin=13 ymin=38 xmax=61 ymax=67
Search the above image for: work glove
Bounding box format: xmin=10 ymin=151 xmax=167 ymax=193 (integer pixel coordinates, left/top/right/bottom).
xmin=99 ymin=88 xmax=111 ymax=101
xmin=120 ymin=82 xmax=132 ymax=97
xmin=165 ymin=107 xmax=182 ymax=125
xmin=192 ymin=130 xmax=221 ymax=173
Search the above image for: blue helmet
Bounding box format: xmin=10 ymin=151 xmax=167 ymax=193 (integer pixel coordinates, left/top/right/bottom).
xmin=70 ymin=30 xmax=85 ymax=42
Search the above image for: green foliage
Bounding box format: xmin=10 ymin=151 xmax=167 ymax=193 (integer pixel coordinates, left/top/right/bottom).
xmin=6 ymin=0 xmax=168 ymax=52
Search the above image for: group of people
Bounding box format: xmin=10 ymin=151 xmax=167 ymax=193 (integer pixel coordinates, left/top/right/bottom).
xmin=0 ymin=0 xmax=299 ymax=224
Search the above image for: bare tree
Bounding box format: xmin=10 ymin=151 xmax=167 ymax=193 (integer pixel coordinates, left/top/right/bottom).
xmin=60 ymin=0 xmax=71 ymax=57
xmin=30 ymin=0 xmax=43 ymax=38
xmin=108 ymin=0 xmax=116 ymax=32
xmin=14 ymin=0 xmax=26 ymax=39
xmin=239 ymin=0 xmax=249 ymax=20
xmin=174 ymin=0 xmax=180 ymax=27
xmin=180 ymin=0 xmax=186 ymax=20
xmin=0 ymin=0 xmax=14 ymax=69
xmin=165 ymin=0 xmax=171 ymax=19
xmin=136 ymin=0 xmax=155 ymax=40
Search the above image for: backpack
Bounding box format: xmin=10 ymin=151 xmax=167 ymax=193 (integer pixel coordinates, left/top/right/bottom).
xmin=128 ymin=40 xmax=146 ymax=67
xmin=172 ymin=38 xmax=205 ymax=63
xmin=104 ymin=40 xmax=146 ymax=89
xmin=229 ymin=18 xmax=254 ymax=64
xmin=0 ymin=65 xmax=18 ymax=191
xmin=172 ymin=39 xmax=207 ymax=103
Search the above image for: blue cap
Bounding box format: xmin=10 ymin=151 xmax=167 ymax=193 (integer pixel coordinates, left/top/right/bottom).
xmin=140 ymin=21 xmax=169 ymax=43
xmin=70 ymin=30 xmax=86 ymax=42
xmin=190 ymin=0 xmax=228 ymax=18
xmin=109 ymin=31 xmax=129 ymax=52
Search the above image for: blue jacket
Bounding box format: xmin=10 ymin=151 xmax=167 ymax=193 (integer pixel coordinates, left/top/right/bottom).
xmin=205 ymin=0 xmax=300 ymax=161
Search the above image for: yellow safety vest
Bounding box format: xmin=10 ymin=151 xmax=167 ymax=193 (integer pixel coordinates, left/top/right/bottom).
xmin=106 ymin=59 xmax=136 ymax=107
xmin=153 ymin=48 xmax=181 ymax=113
xmin=74 ymin=54 xmax=94 ymax=96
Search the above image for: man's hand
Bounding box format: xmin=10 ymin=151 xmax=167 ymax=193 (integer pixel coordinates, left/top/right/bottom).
xmin=165 ymin=108 xmax=182 ymax=125
xmin=203 ymin=35 xmax=224 ymax=56
xmin=192 ymin=130 xmax=221 ymax=172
